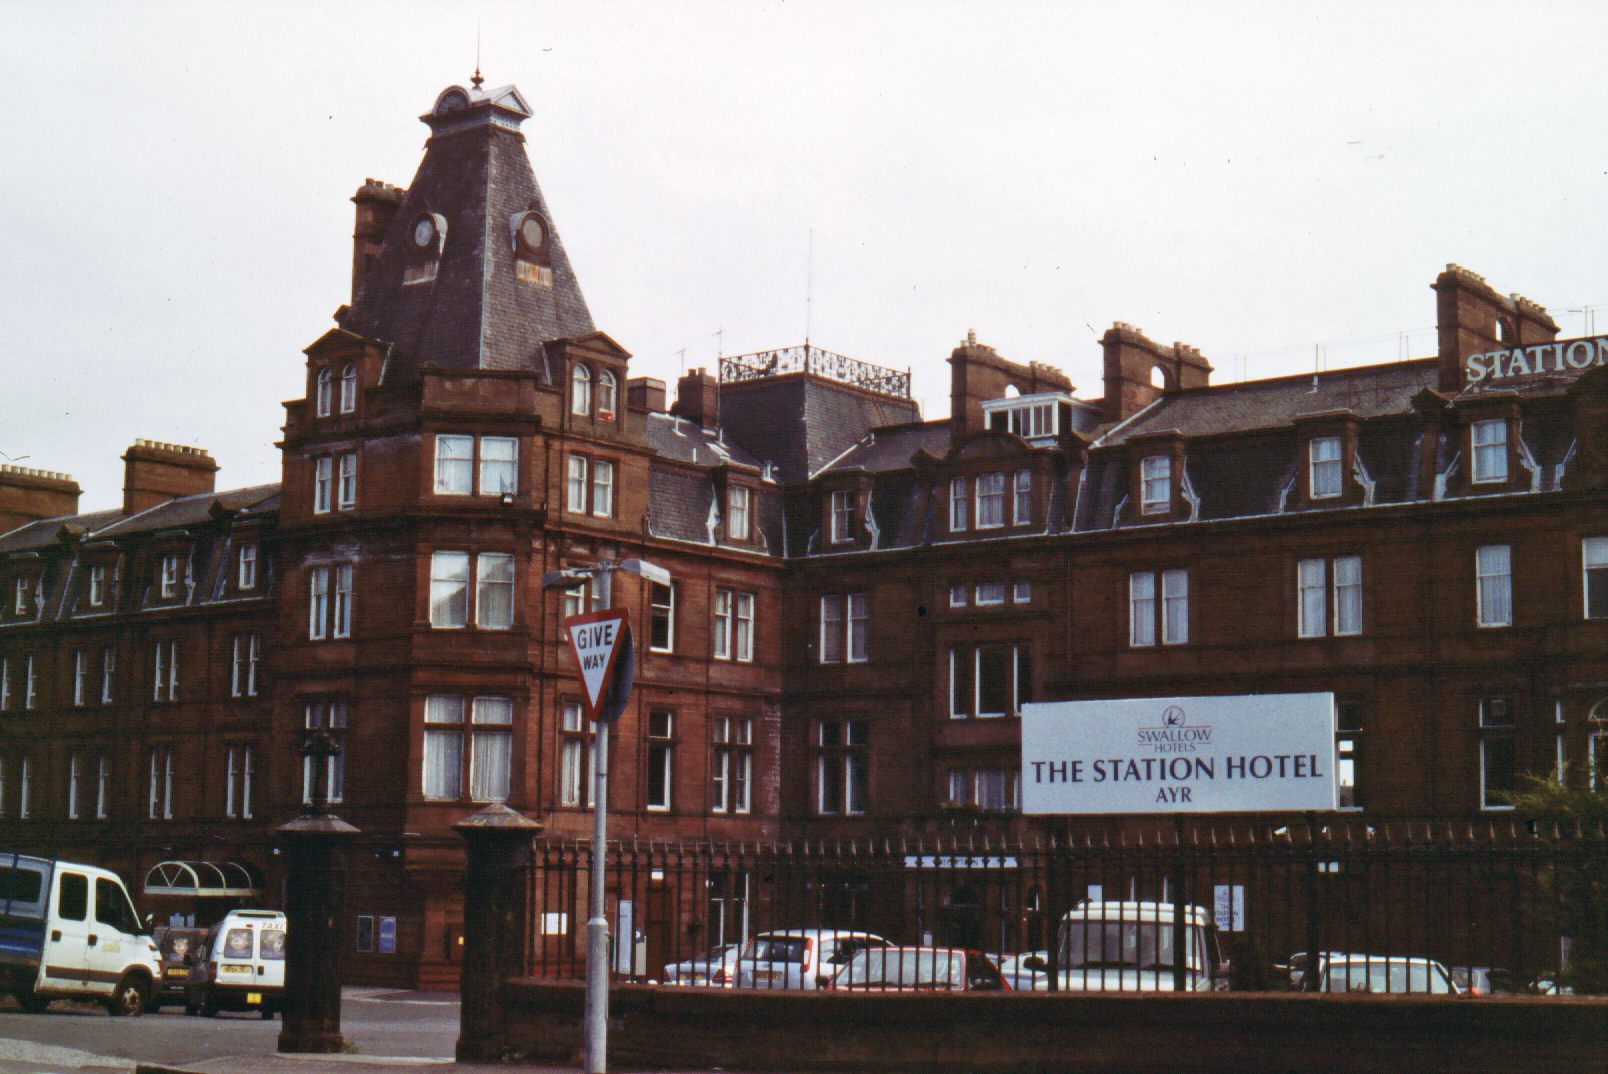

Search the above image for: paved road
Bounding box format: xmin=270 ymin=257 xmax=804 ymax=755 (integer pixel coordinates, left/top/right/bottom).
xmin=0 ymin=988 xmax=460 ymax=1072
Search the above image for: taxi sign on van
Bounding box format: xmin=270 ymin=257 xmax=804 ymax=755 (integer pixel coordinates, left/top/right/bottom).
xmin=563 ymin=609 xmax=631 ymax=721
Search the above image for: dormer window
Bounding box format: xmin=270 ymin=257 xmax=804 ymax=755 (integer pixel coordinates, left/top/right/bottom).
xmin=159 ymin=554 xmax=180 ymax=599
xmin=404 ymin=213 xmax=445 ymax=285
xmin=1472 ymin=419 xmax=1509 ymax=483
xmin=728 ymin=486 xmax=751 ymax=541
xmin=1013 ymin=470 xmax=1032 ymax=525
xmin=830 ymin=489 xmax=853 ymax=543
xmin=1309 ymin=436 xmax=1343 ymax=499
xmin=315 ymin=368 xmax=333 ymax=418
xmin=13 ymin=577 xmax=28 ymax=615
xmin=339 ymin=363 xmax=357 ymax=414
xmin=511 ymin=210 xmax=553 ymax=286
xmin=1140 ymin=455 xmax=1172 ymax=515
xmin=597 ymin=369 xmax=618 ymax=421
xmin=571 ymin=364 xmax=592 ymax=417
xmin=982 ymin=392 xmax=1074 ymax=442
xmin=87 ymin=565 xmax=106 ymax=607
xmin=238 ymin=544 xmax=258 ymax=591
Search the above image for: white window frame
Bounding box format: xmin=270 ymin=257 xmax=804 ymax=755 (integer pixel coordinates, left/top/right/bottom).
xmin=17 ymin=756 xmax=29 ymax=819
xmin=975 ymin=472 xmax=1005 ymax=529
xmin=1013 ymin=469 xmax=1032 ymax=525
xmin=67 ymin=752 xmax=81 ymax=820
xmin=315 ymin=367 xmax=332 ymax=417
xmin=152 ymin=640 xmax=178 ymax=702
xmin=713 ymin=589 xmax=732 ymax=660
xmin=434 ymin=434 xmax=474 ymax=496
xmin=975 ymin=583 xmax=1006 ymax=606
xmin=559 ymin=701 xmax=594 ymax=808
xmin=1586 ymin=536 xmax=1608 ymax=620
xmin=949 ymin=477 xmax=968 ymax=531
xmin=1162 ymin=569 xmax=1189 ymax=644
xmin=591 ymin=459 xmax=614 ymax=517
xmin=88 ymin=565 xmax=105 ymax=607
xmin=645 ymin=710 xmax=674 ymax=812
xmin=649 ymin=582 xmax=676 ymax=653
xmin=566 ymin=454 xmax=588 ymax=512
xmin=308 ymin=566 xmax=330 ymax=640
xmin=948 ymin=585 xmax=967 ymax=608
xmin=570 ymin=363 xmax=592 ymax=417
xmin=711 ymin=715 xmax=753 ymax=815
xmin=238 ymin=544 xmax=258 ymax=590
xmin=95 ymin=754 xmax=108 ymax=819
xmin=159 ymin=554 xmax=180 ymax=598
xmin=312 ymin=456 xmax=333 ymax=514
xmin=1309 ymin=436 xmax=1343 ymax=499
xmin=597 ymin=368 xmax=618 ymax=420
xmin=830 ymin=489 xmax=852 ymax=543
xmin=1476 ymin=544 xmax=1513 ymax=628
xmin=339 ymin=363 xmax=357 ymax=413
xmin=23 ymin=654 xmax=35 ymax=710
xmin=99 ymin=646 xmax=114 ymax=704
xmin=469 ymin=696 xmax=513 ymax=803
xmin=1479 ymin=697 xmax=1516 ymax=811
xmin=479 ymin=436 xmax=518 ymax=497
xmin=475 ymin=552 xmax=515 ymax=630
xmin=726 ymin=485 xmax=751 ymax=541
xmin=734 ymin=591 xmax=755 ymax=663
xmin=13 ymin=576 xmax=28 ymax=615
xmin=337 ymin=452 xmax=357 ymax=510
xmin=333 ymin=563 xmax=353 ymax=638
xmin=429 ymin=551 xmax=470 ymax=629
xmin=818 ymin=595 xmax=845 ymax=664
xmin=1471 ymin=419 xmax=1509 ymax=484
xmin=1129 ymin=572 xmax=1157 ymax=647
xmin=1013 ymin=581 xmax=1032 ymax=604
xmin=302 ymin=700 xmax=348 ymax=804
xmin=1140 ymin=455 xmax=1172 ymax=515
xmin=72 ymin=650 xmax=86 ymax=706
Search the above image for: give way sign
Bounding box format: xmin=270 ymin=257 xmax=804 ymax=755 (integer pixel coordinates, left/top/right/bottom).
xmin=563 ymin=608 xmax=632 ymax=721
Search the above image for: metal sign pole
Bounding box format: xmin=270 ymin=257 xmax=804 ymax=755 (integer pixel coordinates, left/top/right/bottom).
xmin=584 ymin=719 xmax=609 ymax=1074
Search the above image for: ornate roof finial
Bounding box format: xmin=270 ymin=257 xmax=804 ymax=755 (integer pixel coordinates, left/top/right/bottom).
xmin=471 ymin=22 xmax=484 ymax=89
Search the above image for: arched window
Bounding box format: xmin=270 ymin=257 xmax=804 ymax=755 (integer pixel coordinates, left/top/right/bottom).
xmin=315 ymin=368 xmax=333 ymax=417
xmin=570 ymin=364 xmax=592 ymax=417
xmin=597 ymin=369 xmax=618 ymax=420
xmin=339 ymin=363 xmax=357 ymax=414
xmin=1150 ymin=364 xmax=1171 ymax=390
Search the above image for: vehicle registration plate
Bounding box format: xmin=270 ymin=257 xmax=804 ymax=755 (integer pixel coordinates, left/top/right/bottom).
xmin=247 ymin=991 xmax=262 ymax=1005
xmin=166 ymin=968 xmax=186 ymax=978
xmin=222 ymin=963 xmax=251 ymax=973
xmin=755 ymin=970 xmax=778 ymax=981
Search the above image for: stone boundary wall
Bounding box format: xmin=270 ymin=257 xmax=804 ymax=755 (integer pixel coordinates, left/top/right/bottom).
xmin=500 ymin=980 xmax=1606 ymax=1073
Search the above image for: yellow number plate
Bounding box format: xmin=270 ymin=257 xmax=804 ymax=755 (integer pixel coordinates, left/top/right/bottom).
xmin=222 ymin=963 xmax=251 ymax=973
xmin=247 ymin=991 xmax=262 ymax=1005
xmin=166 ymin=968 xmax=187 ymax=978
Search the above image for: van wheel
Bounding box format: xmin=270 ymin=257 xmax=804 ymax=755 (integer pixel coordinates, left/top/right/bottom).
xmin=15 ymin=988 xmax=49 ymax=1014
xmin=201 ymin=993 xmax=220 ymax=1017
xmin=108 ymin=976 xmax=149 ymax=1017
xmin=260 ymin=1006 xmax=275 ymax=1020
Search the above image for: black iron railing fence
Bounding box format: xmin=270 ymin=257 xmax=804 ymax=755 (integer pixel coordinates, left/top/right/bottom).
xmin=522 ymin=819 xmax=1606 ymax=995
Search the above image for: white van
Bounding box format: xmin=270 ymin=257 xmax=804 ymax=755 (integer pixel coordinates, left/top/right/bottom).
xmin=184 ymin=909 xmax=287 ymax=1017
xmin=0 ymin=852 xmax=162 ymax=1016
xmin=1053 ymin=901 xmax=1229 ymax=992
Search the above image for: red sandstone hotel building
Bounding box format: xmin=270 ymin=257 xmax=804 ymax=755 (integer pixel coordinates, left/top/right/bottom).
xmin=1 ymin=80 xmax=1605 ymax=987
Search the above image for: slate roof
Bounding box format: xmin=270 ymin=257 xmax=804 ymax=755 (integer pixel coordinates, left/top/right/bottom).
xmin=0 ymin=486 xmax=279 ymax=554
xmin=720 ymin=375 xmax=922 ymax=483
xmin=1099 ymin=359 xmax=1439 ymax=445
xmin=646 ymin=463 xmax=784 ymax=556
xmin=819 ymin=422 xmax=952 ymax=475
xmin=643 ymin=413 xmax=763 ymax=470
xmin=338 ymin=84 xmax=594 ymax=382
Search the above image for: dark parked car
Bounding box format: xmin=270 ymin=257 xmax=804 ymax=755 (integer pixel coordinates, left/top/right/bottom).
xmin=149 ymin=927 xmax=208 ymax=1012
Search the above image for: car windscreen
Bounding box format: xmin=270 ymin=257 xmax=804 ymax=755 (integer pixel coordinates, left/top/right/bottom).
xmin=836 ymin=949 xmax=964 ymax=987
xmin=742 ymin=937 xmax=807 ymax=963
xmin=1058 ymin=921 xmax=1203 ymax=971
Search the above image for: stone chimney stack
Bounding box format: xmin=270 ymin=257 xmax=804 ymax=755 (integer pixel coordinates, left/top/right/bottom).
xmin=1433 ymin=263 xmax=1558 ymax=392
xmin=0 ymin=464 xmax=81 ymax=533
xmin=947 ymin=333 xmax=1074 ymax=438
xmin=627 ymin=377 xmax=667 ymax=413
xmin=1100 ymin=323 xmax=1212 ymax=423
xmin=122 ymin=440 xmax=218 ymax=515
xmin=350 ymin=178 xmax=405 ymax=302
xmin=672 ymin=368 xmax=720 ymax=429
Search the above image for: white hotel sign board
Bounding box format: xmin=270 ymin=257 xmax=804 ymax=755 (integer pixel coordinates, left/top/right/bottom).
xmin=1021 ymin=693 xmax=1337 ymax=815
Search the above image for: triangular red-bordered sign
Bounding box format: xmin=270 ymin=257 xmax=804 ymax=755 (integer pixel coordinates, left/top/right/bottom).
xmin=562 ymin=608 xmax=630 ymax=720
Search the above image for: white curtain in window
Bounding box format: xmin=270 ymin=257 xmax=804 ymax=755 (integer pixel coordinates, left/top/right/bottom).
xmin=1333 ymin=556 xmax=1363 ymax=635
xmin=435 ymin=434 xmax=473 ymax=494
xmin=1477 ymin=545 xmax=1512 ymax=626
xmin=424 ymin=731 xmax=462 ymax=799
xmin=476 ymin=553 xmax=515 ymax=628
xmin=430 ymin=552 xmax=470 ymax=627
xmin=1298 ymin=559 xmax=1327 ymax=637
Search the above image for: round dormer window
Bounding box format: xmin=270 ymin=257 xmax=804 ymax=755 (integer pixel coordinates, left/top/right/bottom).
xmin=413 ymin=215 xmax=437 ymax=248
xmin=435 ymin=88 xmax=470 ymax=114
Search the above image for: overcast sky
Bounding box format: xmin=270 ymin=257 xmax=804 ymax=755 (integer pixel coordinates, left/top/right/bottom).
xmin=6 ymin=0 xmax=1608 ymax=511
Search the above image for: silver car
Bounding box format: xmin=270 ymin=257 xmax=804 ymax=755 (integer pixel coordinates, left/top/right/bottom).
xmin=661 ymin=943 xmax=741 ymax=987
xmin=733 ymin=929 xmax=888 ymax=990
xmin=997 ymin=950 xmax=1052 ymax=991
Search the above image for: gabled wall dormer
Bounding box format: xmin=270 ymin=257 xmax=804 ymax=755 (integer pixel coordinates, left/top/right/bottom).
xmin=819 ymin=472 xmax=872 ymax=549
xmin=1123 ymin=430 xmax=1187 ymax=524
xmin=1292 ymin=410 xmax=1363 ymax=509
xmin=555 ymin=332 xmax=633 ymax=439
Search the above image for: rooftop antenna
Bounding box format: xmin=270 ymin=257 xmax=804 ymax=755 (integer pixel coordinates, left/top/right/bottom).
xmin=805 ymin=228 xmax=814 ymax=347
xmin=471 ymin=22 xmax=484 ymax=89
xmin=676 ymin=348 xmax=687 ymax=376
xmin=714 ymin=327 xmax=724 ymax=359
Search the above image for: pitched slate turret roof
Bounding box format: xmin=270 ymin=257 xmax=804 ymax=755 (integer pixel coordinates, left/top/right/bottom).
xmin=338 ymin=82 xmax=594 ymax=381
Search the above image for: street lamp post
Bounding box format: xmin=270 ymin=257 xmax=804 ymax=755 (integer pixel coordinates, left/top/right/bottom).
xmin=541 ymin=556 xmax=666 ymax=1074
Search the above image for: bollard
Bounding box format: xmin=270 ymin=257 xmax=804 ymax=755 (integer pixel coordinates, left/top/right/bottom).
xmin=455 ymin=804 xmax=543 ymax=1063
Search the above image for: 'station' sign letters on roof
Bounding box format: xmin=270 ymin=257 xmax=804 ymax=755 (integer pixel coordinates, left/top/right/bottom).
xmin=562 ymin=609 xmax=630 ymax=720
xmin=1021 ymin=693 xmax=1338 ymax=814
